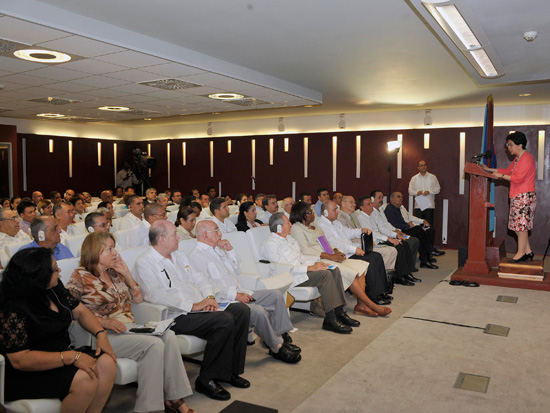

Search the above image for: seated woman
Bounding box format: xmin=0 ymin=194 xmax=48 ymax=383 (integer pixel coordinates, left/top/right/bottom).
xmin=0 ymin=247 xmax=117 ymax=411
xmin=73 ymin=196 xmax=87 ymax=222
xmin=37 ymin=199 xmax=53 ymax=216
xmin=1 ymin=198 xmax=11 ymax=209
xmin=10 ymin=196 xmax=21 ymax=212
xmin=66 ymin=232 xmax=194 ymax=413
xmin=235 ymin=193 xmax=248 ymax=206
xmin=236 ymin=201 xmax=264 ymax=232
xmin=175 ymin=206 xmax=197 ymax=240
xmin=290 ymin=201 xmax=391 ymax=317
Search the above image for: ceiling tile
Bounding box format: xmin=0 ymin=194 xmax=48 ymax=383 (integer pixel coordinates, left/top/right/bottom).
xmin=0 ymin=56 xmax=46 ymax=73
xmin=38 ymin=35 xmax=126 ymax=58
xmin=82 ymin=88 xmax=131 ymax=99
xmin=143 ymin=63 xmax=207 ymax=77
xmin=46 ymin=81 xmax=96 ymax=93
xmin=26 ymin=66 xmax=90 ymax=81
xmin=0 ymin=73 xmax=56 ymax=87
xmin=0 ymin=16 xmax=70 ymax=45
xmin=95 ymin=50 xmax=169 ymax=68
xmin=105 ymin=69 xmax=167 ymax=82
xmin=73 ymin=75 xmax=130 ymax=88
xmin=60 ymin=59 xmax=128 ymax=75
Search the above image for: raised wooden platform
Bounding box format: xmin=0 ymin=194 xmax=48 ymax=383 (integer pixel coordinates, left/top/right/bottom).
xmin=498 ymin=259 xmax=544 ymax=282
xmin=451 ymin=266 xmax=550 ymax=291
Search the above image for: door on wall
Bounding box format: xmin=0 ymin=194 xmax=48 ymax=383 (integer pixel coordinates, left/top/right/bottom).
xmin=0 ymin=143 xmax=12 ymax=198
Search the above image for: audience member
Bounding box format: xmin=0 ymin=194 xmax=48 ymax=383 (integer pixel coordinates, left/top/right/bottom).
xmin=313 ymin=188 xmax=330 ymax=216
xmin=10 ymin=196 xmax=21 ymax=210
xmin=97 ymin=201 xmax=114 ymax=217
xmin=262 ymin=213 xmax=358 ymax=334
xmin=81 ymin=192 xmax=92 ymax=205
xmin=175 ymin=207 xmax=197 ymax=240
xmin=96 ymin=207 xmax=113 ymax=228
xmin=133 ymin=221 xmax=251 ymax=401
xmin=298 ymin=192 xmax=312 ymax=205
xmin=0 ymin=247 xmax=116 ymax=411
xmin=210 ymin=198 xmax=237 ymax=233
xmin=157 ymin=193 xmax=170 ymax=209
xmin=333 ymin=192 xmax=343 ymax=207
xmin=64 ymin=189 xmax=76 ymax=203
xmin=100 ymin=190 xmax=114 ymax=204
xmin=114 ymin=187 xmax=124 ymax=199
xmin=261 ymin=194 xmax=278 ymax=222
xmin=119 ymin=195 xmax=145 ymax=230
xmin=171 ymin=190 xmax=183 ymax=206
xmin=128 ymin=203 xmax=167 ymax=248
xmin=190 ymin=188 xmax=200 ymax=199
xmin=17 ymin=200 xmax=36 ymax=234
xmin=20 ymin=216 xmax=73 ymax=260
xmin=144 ymin=187 xmax=158 ymax=205
xmin=49 ymin=191 xmax=62 ymax=205
xmin=53 ymin=201 xmax=77 ymax=242
xmin=85 ymin=212 xmax=110 ymax=233
xmin=254 ymin=193 xmax=266 ymax=213
xmin=207 ymin=186 xmax=217 ymax=200
xmin=189 ymin=201 xmax=202 ymax=217
xmin=1 ymin=198 xmax=10 ymax=209
xmin=31 ymin=191 xmax=43 ymax=206
xmin=236 ymin=201 xmax=264 ymax=232
xmin=190 ymin=220 xmax=301 ymax=364
xmin=37 ymin=199 xmax=53 ymax=216
xmin=116 ymin=161 xmax=138 ymax=189
xmin=282 ymin=197 xmax=294 ymax=218
xmin=0 ymin=208 xmax=32 ymax=268
xmin=73 ymin=196 xmax=86 ymax=222
xmin=235 ymin=193 xmax=248 ymax=205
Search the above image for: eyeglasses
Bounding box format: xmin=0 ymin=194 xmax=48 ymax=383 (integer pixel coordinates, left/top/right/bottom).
xmin=0 ymin=216 xmax=18 ymax=222
xmin=153 ymin=212 xmax=167 ymax=217
xmin=505 ymin=142 xmax=515 ymax=147
xmin=206 ymin=228 xmax=221 ymax=234
xmin=306 ymin=211 xmax=313 ymax=215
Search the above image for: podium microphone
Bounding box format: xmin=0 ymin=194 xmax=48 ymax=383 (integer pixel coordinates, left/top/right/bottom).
xmin=471 ymin=149 xmax=492 ymax=160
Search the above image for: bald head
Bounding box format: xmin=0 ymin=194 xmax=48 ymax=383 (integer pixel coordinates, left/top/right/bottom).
xmin=320 ymin=200 xmax=339 ymax=222
xmin=149 ymin=220 xmax=179 ymax=256
xmin=196 ymin=220 xmax=217 ymax=240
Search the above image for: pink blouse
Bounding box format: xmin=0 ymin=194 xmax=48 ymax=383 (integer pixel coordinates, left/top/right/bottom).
xmin=498 ymin=150 xmax=536 ymax=198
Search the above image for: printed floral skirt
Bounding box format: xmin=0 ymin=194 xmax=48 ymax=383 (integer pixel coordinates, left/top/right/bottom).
xmin=508 ymin=191 xmax=536 ymax=232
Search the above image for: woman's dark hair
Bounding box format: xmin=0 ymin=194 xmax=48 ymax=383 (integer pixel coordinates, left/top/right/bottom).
xmin=181 ymin=195 xmax=195 ymax=207
xmin=506 ymin=131 xmax=527 ymax=149
xmin=237 ymin=201 xmax=255 ymax=224
xmin=188 ymin=201 xmax=202 ymax=211
xmin=289 ymin=201 xmax=310 ymax=224
xmin=97 ymin=201 xmax=111 ymax=209
xmin=0 ymin=248 xmax=54 ymax=307
xmin=235 ymin=193 xmax=246 ymax=204
xmin=175 ymin=207 xmax=196 ymax=227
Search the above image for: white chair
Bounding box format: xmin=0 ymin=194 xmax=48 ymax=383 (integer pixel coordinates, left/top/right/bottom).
xmin=167 ymin=210 xmax=178 ymax=223
xmin=228 ymin=205 xmax=238 ymax=215
xmin=70 ymin=222 xmax=86 ymax=236
xmin=114 ymin=209 xmax=129 ymax=219
xmin=111 ymin=218 xmax=122 ymax=232
xmin=114 ymin=203 xmax=128 ymax=211
xmin=246 ymin=226 xmax=320 ymax=311
xmin=178 ymin=238 xmax=197 ymax=256
xmin=65 ymin=234 xmax=87 ymax=258
xmin=4 ymin=241 xmax=29 ymax=261
xmin=115 ymin=227 xmax=137 ymax=250
xmin=57 ymin=257 xmax=81 ymax=284
xmin=166 ymin=204 xmax=179 ymax=212
xmin=228 ymin=214 xmax=239 ymax=225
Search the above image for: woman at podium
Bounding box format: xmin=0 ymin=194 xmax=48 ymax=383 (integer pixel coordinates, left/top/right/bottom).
xmin=481 ymin=132 xmax=536 ymax=263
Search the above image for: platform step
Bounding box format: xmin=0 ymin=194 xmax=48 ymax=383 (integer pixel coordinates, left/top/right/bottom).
xmin=498 ymin=259 xmax=544 ymax=281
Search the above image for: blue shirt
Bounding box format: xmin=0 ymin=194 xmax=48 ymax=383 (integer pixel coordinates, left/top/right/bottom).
xmin=313 ymin=200 xmax=323 ymax=217
xmin=20 ymin=240 xmax=74 ymax=260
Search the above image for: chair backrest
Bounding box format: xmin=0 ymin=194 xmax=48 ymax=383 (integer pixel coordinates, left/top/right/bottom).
xmin=114 ymin=209 xmax=129 ymax=219
xmin=228 ymin=214 xmax=239 ymax=225
xmin=167 ymin=210 xmax=178 ymax=224
xmin=166 ymin=204 xmax=179 ymax=212
xmin=71 ymin=221 xmax=86 ymax=236
xmin=111 ymin=218 xmax=122 ymax=232
xmin=178 ymin=238 xmax=197 ymax=257
xmin=223 ymin=231 xmax=259 ymax=274
xmin=57 ymin=257 xmax=81 ymax=285
xmin=120 ymin=246 xmax=149 ymax=272
xmin=228 ymin=205 xmax=238 ymax=215
xmin=4 ymin=241 xmax=29 ymax=260
xmin=246 ymin=226 xmax=272 ymax=262
xmin=114 ymin=203 xmax=127 ymax=211
xmin=65 ymin=234 xmax=87 ymax=257
xmin=115 ymin=227 xmax=136 ymax=250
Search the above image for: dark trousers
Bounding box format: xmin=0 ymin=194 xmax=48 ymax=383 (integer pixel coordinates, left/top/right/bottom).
xmin=349 ymin=251 xmax=386 ymax=299
xmin=299 ymin=267 xmax=346 ymax=313
xmin=402 ymin=226 xmax=432 ymax=263
xmin=414 ymin=208 xmax=434 ymax=227
xmin=381 ymin=241 xmax=416 ymax=276
xmin=171 ymin=302 xmax=250 ymax=383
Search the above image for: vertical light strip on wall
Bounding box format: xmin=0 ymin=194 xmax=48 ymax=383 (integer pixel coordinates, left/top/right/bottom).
xmin=397 ymin=134 xmax=403 ymax=179
xmin=97 ymin=142 xmax=102 ymax=166
xmin=227 ymin=140 xmax=232 ymax=153
xmin=459 ymin=132 xmax=466 ymax=195
xmin=292 ymin=181 xmax=296 ymax=200
xmin=269 ymin=138 xmax=274 ymax=165
xmin=219 ymin=182 xmax=222 ymax=197
xmin=182 ymin=142 xmax=186 ymax=166
xmin=49 ymin=139 xmax=54 ymax=153
xmin=251 ymin=139 xmax=256 ymax=190
xmin=113 ymin=143 xmax=118 ymax=187
xmin=166 ymin=143 xmax=171 ymax=188
xmin=68 ymin=140 xmax=73 ymax=178
xmin=209 ymin=141 xmax=214 ymax=177
xmin=442 ymin=199 xmax=449 ymax=244
xmin=303 ymin=137 xmax=309 ymax=178
xmin=147 ymin=144 xmax=152 ymax=177
xmin=284 ymin=138 xmax=289 ymax=152
xmin=22 ymin=138 xmax=27 ymax=191
xmin=356 ymin=135 xmax=361 ymax=178
xmin=424 ymin=133 xmax=430 ymax=149
xmin=332 ymin=136 xmax=337 ymax=191
xmin=538 ymin=130 xmax=545 ymax=180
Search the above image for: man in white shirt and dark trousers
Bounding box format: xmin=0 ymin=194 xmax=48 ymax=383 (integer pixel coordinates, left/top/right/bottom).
xmin=190 ymin=220 xmax=301 ymax=364
xmin=408 ymin=160 xmax=445 ymax=256
xmin=133 ymin=220 xmax=251 ymax=401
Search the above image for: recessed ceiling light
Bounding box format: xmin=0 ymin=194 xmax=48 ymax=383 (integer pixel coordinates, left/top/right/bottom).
xmin=304 ymin=105 xmax=314 ymax=108
xmin=98 ymin=106 xmax=130 ymax=111
xmin=144 ymin=118 xmax=152 ymax=121
xmin=519 ymin=93 xmax=531 ymax=97
xmin=212 ymin=112 xmax=221 ymax=115
xmin=208 ymin=93 xmax=244 ymax=100
xmin=14 ymin=49 xmax=71 ymax=63
xmin=36 ymin=113 xmax=65 ymax=118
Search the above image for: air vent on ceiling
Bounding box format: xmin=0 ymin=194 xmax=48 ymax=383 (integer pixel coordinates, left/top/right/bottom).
xmin=0 ymin=38 xmax=21 ymax=54
xmin=126 ymin=109 xmax=161 ymax=116
xmin=0 ymin=107 xmax=14 ymax=113
xmin=224 ymin=97 xmax=273 ymax=106
xmin=28 ymin=97 xmax=82 ymax=105
xmin=139 ymin=78 xmax=202 ymax=90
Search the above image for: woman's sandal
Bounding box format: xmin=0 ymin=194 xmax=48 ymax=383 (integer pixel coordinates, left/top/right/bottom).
xmin=165 ymin=399 xmax=195 ymax=413
xmin=354 ymin=304 xmax=378 ymax=317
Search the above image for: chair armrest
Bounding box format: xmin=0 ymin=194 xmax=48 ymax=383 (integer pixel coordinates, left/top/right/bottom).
xmin=131 ymin=302 xmax=168 ymax=323
xmin=257 ymin=262 xmax=293 ymax=278
xmin=256 ymin=272 xmax=293 ymax=293
xmin=238 ymin=272 xmax=261 ymax=291
xmin=69 ymin=322 xmax=93 ymax=348
xmin=0 ymin=354 xmax=5 ymax=404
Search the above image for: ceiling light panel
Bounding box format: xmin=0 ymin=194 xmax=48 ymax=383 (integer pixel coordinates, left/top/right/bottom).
xmin=14 ymin=49 xmax=71 ymax=63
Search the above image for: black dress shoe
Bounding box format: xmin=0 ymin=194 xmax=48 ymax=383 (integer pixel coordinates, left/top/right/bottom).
xmin=405 ymin=274 xmax=422 ymax=283
xmin=336 ymin=312 xmax=360 ymax=327
xmin=218 ymin=375 xmax=250 ymax=389
xmin=420 ymin=262 xmax=439 ymax=269
xmin=411 ymin=267 xmax=419 ymax=272
xmin=195 ymin=379 xmax=230 ymax=401
xmin=269 ymin=346 xmax=302 ymax=363
xmin=432 ymin=248 xmax=446 ymax=256
xmin=282 ymin=332 xmax=293 ymax=344
xmin=428 ymin=256 xmax=437 ymax=263
xmin=395 ymin=276 xmax=415 ymax=286
xmin=372 ymin=298 xmax=392 ymax=305
xmin=282 ymin=342 xmax=301 ymax=353
xmin=322 ymin=318 xmax=352 ymax=334
xmin=383 ymin=294 xmax=394 ymax=300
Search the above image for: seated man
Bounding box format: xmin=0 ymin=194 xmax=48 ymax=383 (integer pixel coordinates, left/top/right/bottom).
xmin=384 ymin=192 xmax=438 ymax=270
xmin=254 ymin=193 xmax=266 ymax=213
xmin=53 ymin=201 xmax=78 ymax=243
xmin=282 ymin=197 xmax=294 ymax=218
xmin=262 ymin=213 xmax=358 ymax=334
xmin=20 ymin=216 xmax=73 ymax=260
xmin=171 ymin=190 xmax=182 ymax=206
xmin=85 ymin=211 xmax=111 ymax=233
xmin=143 ymin=187 xmax=158 ymax=205
xmin=0 ymin=207 xmax=32 ymax=268
xmin=31 ymin=191 xmax=43 ymax=207
xmin=133 ymin=221 xmax=251 ymax=401
xmin=119 ymin=194 xmax=145 ymax=230
xmin=64 ymin=189 xmax=76 ymax=203
xmin=355 ymin=196 xmax=418 ymax=286
xmin=157 ymin=193 xmax=170 ymax=209
xmin=210 ymin=197 xmax=237 ymax=233
xmin=16 ymin=200 xmax=36 ymax=235
xmin=189 ymin=220 xmax=301 ymax=364
xmin=333 ymin=192 xmax=343 ymax=208
xmin=337 ymin=195 xmax=397 ymax=272
xmin=207 ymin=186 xmax=217 ymax=201
xmin=261 ymin=194 xmax=279 ymax=222
xmin=313 ymin=188 xmax=330 ymax=217
xmin=127 ymin=203 xmax=167 ymax=248
xmin=49 ymin=190 xmax=62 ymax=205
xmin=317 ymin=201 xmax=391 ymax=305
xmin=100 ymin=189 xmax=114 ymax=204
xmin=198 ymin=194 xmax=212 ymax=219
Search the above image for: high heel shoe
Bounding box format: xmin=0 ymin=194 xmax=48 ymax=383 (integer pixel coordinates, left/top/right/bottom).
xmin=525 ymin=252 xmax=534 ymax=261
xmin=508 ymin=256 xmax=527 ymax=263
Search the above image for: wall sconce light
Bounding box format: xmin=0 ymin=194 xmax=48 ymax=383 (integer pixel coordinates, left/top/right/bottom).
xmin=278 ymin=117 xmax=285 ymax=132
xmin=339 ymin=114 xmax=346 ymax=129
xmin=424 ymin=110 xmax=433 ymax=126
xmin=207 ymin=122 xmax=213 ymax=136
xmin=49 ymin=139 xmax=54 ymax=153
xmin=424 ymin=133 xmax=430 ymax=149
xmin=227 ymin=140 xmax=232 ymax=153
xmin=284 ymin=137 xmax=289 ymax=152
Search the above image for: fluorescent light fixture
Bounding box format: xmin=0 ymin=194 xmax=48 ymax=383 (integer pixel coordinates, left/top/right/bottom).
xmin=98 ymin=106 xmax=130 ymax=111
xmin=387 ymin=140 xmax=402 ymax=152
xmin=423 ymin=1 xmax=503 ymax=78
xmin=208 ymin=93 xmax=244 ymax=100
xmin=14 ymin=49 xmax=71 ymax=63
xmin=37 ymin=113 xmax=65 ymax=118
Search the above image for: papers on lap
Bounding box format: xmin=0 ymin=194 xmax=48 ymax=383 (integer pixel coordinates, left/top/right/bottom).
xmin=126 ymin=318 xmax=175 ymax=336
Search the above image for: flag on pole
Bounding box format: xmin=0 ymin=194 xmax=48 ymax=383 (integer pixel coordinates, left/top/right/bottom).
xmin=480 ymin=95 xmax=496 ymax=232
